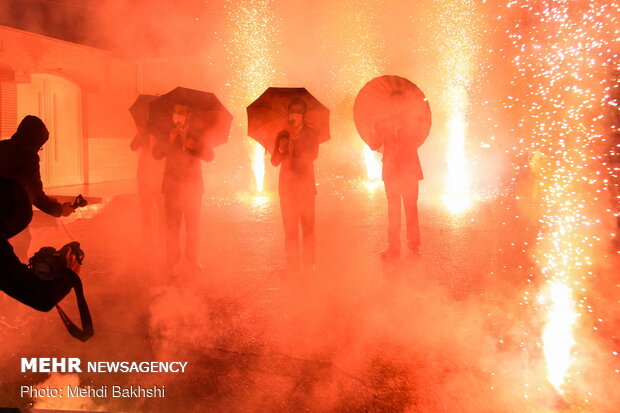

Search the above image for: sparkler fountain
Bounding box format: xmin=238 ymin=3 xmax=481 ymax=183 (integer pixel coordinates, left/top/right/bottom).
xmin=434 ymin=0 xmax=483 ymax=215
xmin=504 ymin=0 xmax=619 ymax=402
xmin=326 ymin=0 xmax=385 ymax=190
xmin=224 ymin=0 xmax=279 ymax=194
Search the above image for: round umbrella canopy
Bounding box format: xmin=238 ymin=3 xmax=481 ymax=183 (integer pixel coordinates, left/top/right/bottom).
xmin=129 ymin=94 xmax=157 ymax=130
xmin=353 ymin=75 xmax=431 ymax=150
xmin=247 ymin=87 xmax=330 ymax=154
xmin=147 ymin=87 xmax=232 ymax=148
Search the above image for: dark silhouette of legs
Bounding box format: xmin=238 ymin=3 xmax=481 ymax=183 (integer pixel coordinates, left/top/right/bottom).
xmin=184 ymin=192 xmax=202 ymax=264
xmin=402 ymin=180 xmax=420 ymax=252
xmin=384 ymin=180 xmax=402 ymax=256
xmin=164 ymin=194 xmax=182 ymax=269
xmin=300 ymin=192 xmax=315 ymax=269
xmin=280 ymin=193 xmax=300 ymax=269
xmin=138 ymin=188 xmax=155 ymax=247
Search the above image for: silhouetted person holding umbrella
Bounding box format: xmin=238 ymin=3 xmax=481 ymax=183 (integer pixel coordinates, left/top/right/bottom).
xmin=354 ymin=75 xmax=430 ymax=261
xmin=377 ymin=90 xmax=423 ymax=260
xmin=130 ymin=126 xmax=164 ymax=249
xmin=271 ymin=98 xmax=319 ymax=273
xmin=0 ymin=116 xmax=76 ymax=259
xmin=153 ymin=103 xmax=214 ymax=271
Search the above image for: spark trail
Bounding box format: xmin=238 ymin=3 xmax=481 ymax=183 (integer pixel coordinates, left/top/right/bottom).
xmin=224 ymin=0 xmax=279 ymax=193
xmin=434 ymin=0 xmax=483 ymax=215
xmin=504 ymin=0 xmax=619 ymax=398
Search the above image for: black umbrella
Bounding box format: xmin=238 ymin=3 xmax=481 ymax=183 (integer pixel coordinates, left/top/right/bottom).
xmin=129 ymin=94 xmax=157 ymax=130
xmin=147 ymin=87 xmax=233 ymax=148
xmin=247 ymin=87 xmax=330 ymax=153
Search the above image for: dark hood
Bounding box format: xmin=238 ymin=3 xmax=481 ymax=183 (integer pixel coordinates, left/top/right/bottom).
xmin=11 ymin=115 xmax=49 ymax=150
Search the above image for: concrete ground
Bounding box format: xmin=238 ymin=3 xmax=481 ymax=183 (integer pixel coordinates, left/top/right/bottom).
xmin=0 ymin=177 xmax=618 ymax=412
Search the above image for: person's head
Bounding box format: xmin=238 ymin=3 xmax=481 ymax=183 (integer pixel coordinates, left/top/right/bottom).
xmin=172 ymin=103 xmax=190 ymax=127
xmin=11 ymin=116 xmax=49 ymax=151
xmin=0 ymin=176 xmax=32 ymax=240
xmin=287 ymin=98 xmax=307 ymax=127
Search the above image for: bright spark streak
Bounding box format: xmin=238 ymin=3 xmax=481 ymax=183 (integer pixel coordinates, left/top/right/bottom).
xmin=224 ymin=0 xmax=278 ymax=193
xmin=363 ymin=145 xmax=382 ymax=191
xmin=444 ymin=88 xmax=473 ymax=214
xmin=541 ymin=280 xmax=578 ymax=394
xmin=435 ymin=0 xmax=481 ymax=215
xmin=252 ymin=143 xmax=265 ymax=193
xmin=500 ymin=0 xmax=619 ymax=397
xmin=327 ymin=1 xmax=384 ymax=189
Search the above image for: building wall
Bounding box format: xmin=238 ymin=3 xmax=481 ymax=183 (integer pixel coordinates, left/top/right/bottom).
xmin=0 ymin=25 xmax=139 ymax=185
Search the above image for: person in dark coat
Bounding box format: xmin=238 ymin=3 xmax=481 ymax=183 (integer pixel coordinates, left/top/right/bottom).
xmin=153 ymin=104 xmax=214 ymax=270
xmin=271 ymin=98 xmax=319 ymax=273
xmin=0 ymin=176 xmax=82 ymax=312
xmin=376 ymin=90 xmax=423 ymax=260
xmin=130 ymin=126 xmax=164 ymax=248
xmin=0 ymin=116 xmax=76 ymax=259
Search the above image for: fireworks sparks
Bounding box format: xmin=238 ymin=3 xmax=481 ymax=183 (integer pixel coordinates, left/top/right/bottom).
xmin=224 ymin=0 xmax=279 ymax=193
xmin=363 ymin=145 xmax=382 ymax=190
xmin=540 ymin=280 xmax=579 ymax=394
xmin=327 ymin=0 xmax=384 ymax=98
xmin=502 ymin=0 xmax=619 ymax=398
xmin=251 ymin=142 xmax=266 ymax=192
xmin=325 ymin=0 xmax=384 ymax=190
xmin=434 ymin=0 xmax=482 ymax=215
xmin=444 ymin=87 xmax=474 ymax=214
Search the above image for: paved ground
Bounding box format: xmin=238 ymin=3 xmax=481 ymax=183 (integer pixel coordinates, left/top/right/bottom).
xmin=0 ymin=177 xmax=618 ymax=412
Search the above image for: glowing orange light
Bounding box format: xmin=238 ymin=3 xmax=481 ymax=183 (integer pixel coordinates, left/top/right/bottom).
xmin=224 ymin=0 xmax=277 ymax=194
xmin=324 ymin=2 xmax=384 ymax=190
xmin=251 ymin=194 xmax=271 ymax=207
xmin=501 ymin=0 xmax=618 ymax=399
xmin=434 ymin=0 xmax=481 ymax=215
xmin=443 ymin=88 xmax=473 ymax=214
xmin=63 ymin=202 xmax=106 ymax=222
xmin=363 ymin=146 xmax=382 ymax=191
xmin=540 ymin=280 xmax=578 ymax=394
xmin=251 ymin=142 xmax=265 ymax=193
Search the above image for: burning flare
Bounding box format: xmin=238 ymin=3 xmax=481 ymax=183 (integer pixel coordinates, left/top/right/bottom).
xmin=363 ymin=146 xmax=382 ymax=190
xmin=252 ymin=142 xmax=265 ymax=193
xmin=443 ymin=88 xmax=473 ymax=214
xmin=540 ymin=280 xmax=578 ymax=394
xmin=502 ymin=0 xmax=618 ymax=399
xmin=434 ymin=0 xmax=481 ymax=215
xmin=224 ymin=0 xmax=278 ymax=193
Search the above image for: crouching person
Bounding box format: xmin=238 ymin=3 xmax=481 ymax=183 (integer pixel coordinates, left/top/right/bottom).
xmin=0 ymin=176 xmax=92 ymax=341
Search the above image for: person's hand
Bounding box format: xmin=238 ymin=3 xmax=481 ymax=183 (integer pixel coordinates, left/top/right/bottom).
xmin=169 ymin=126 xmax=181 ymax=142
xmin=65 ymin=248 xmax=81 ymax=275
xmin=287 ymin=124 xmax=299 ymax=138
xmin=184 ymin=137 xmax=198 ymax=151
xmin=278 ymin=137 xmax=289 ymax=154
xmin=61 ymin=202 xmax=75 ymax=217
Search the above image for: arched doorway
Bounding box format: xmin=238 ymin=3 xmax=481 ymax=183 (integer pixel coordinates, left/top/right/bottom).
xmin=16 ymin=73 xmax=83 ymax=187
